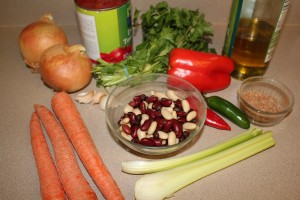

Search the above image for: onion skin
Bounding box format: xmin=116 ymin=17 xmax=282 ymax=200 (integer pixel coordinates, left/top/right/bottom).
xmin=40 ymin=44 xmax=92 ymax=93
xmin=19 ymin=14 xmax=68 ymax=72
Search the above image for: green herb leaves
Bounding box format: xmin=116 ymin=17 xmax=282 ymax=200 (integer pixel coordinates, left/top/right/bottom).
xmin=93 ymin=1 xmax=215 ymax=88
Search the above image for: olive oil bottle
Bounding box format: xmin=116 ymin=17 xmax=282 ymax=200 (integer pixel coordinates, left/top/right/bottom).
xmin=223 ymin=0 xmax=292 ymax=80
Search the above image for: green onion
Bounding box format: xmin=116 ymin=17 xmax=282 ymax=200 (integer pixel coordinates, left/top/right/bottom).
xmin=134 ymin=131 xmax=275 ymax=200
xmin=122 ymin=128 xmax=262 ymax=174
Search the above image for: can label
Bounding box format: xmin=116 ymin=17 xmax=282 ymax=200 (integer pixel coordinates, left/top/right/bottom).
xmin=76 ymin=1 xmax=132 ymax=63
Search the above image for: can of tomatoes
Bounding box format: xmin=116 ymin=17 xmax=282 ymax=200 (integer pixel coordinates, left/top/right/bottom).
xmin=75 ymin=0 xmax=133 ymax=63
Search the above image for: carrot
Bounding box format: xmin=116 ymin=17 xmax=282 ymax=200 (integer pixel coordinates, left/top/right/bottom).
xmin=34 ymin=104 xmax=98 ymax=200
xmin=51 ymin=92 xmax=124 ymax=200
xmin=30 ymin=112 xmax=66 ymax=200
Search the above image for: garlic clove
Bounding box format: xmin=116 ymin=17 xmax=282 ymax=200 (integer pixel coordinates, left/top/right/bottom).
xmin=75 ymin=90 xmax=96 ymax=104
xmin=92 ymin=91 xmax=106 ymax=104
xmin=100 ymin=95 xmax=108 ymax=110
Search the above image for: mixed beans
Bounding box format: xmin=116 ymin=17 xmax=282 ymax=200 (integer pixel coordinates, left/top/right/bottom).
xmin=118 ymin=90 xmax=198 ymax=147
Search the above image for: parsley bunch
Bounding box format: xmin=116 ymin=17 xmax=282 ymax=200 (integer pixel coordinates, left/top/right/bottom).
xmin=93 ymin=1 xmax=216 ymax=88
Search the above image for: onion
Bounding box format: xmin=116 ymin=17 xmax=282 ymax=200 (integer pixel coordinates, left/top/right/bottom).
xmin=39 ymin=44 xmax=92 ymax=93
xmin=19 ymin=14 xmax=68 ymax=72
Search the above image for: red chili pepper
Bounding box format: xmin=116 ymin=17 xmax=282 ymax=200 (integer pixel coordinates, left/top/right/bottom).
xmin=168 ymin=48 xmax=234 ymax=93
xmin=205 ymin=108 xmax=231 ymax=131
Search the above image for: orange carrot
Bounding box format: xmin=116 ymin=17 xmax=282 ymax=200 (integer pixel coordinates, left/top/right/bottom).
xmin=30 ymin=112 xmax=66 ymax=200
xmin=34 ymin=104 xmax=98 ymax=200
xmin=51 ymin=92 xmax=124 ymax=200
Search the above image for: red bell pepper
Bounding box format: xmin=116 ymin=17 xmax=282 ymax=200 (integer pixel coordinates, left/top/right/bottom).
xmin=168 ymin=48 xmax=234 ymax=93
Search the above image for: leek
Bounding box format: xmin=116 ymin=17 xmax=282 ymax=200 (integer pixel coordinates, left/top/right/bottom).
xmin=134 ymin=131 xmax=275 ymax=200
xmin=122 ymin=128 xmax=262 ymax=174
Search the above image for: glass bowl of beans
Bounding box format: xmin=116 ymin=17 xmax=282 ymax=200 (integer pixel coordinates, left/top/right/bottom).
xmin=105 ymin=73 xmax=206 ymax=155
xmin=237 ymin=76 xmax=294 ymax=127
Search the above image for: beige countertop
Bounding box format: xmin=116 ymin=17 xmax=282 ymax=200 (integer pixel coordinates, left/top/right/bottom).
xmin=1 ymin=1 xmax=300 ymax=199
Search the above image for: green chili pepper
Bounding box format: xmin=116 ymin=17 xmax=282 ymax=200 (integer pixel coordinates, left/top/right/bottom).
xmin=205 ymin=96 xmax=250 ymax=129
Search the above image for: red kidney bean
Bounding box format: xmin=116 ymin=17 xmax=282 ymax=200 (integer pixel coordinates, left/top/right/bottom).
xmin=134 ymin=94 xmax=146 ymax=101
xmin=139 ymin=138 xmax=156 ymax=146
xmin=140 ymin=119 xmax=152 ymax=131
xmin=132 ymin=138 xmax=139 ymax=143
xmin=179 ymin=135 xmax=185 ymax=142
xmin=183 ymin=131 xmax=190 ymax=138
xmin=156 ymin=118 xmax=167 ymax=125
xmin=131 ymin=120 xmax=140 ymax=126
xmin=127 ymin=112 xmax=136 ymax=123
xmin=173 ymin=106 xmax=183 ymax=112
xmin=122 ymin=124 xmax=132 ymax=135
xmin=153 ymin=131 xmax=159 ymax=139
xmin=155 ymin=121 xmax=164 ymax=131
xmin=173 ymin=121 xmax=183 ymax=138
xmin=152 ymin=101 xmax=162 ymax=111
xmin=161 ymin=98 xmax=172 ymax=107
xmin=174 ymin=99 xmax=182 ymax=108
xmin=139 ymin=102 xmax=147 ymax=114
xmin=135 ymin=114 xmax=142 ymax=124
xmin=190 ymin=118 xmax=197 ymax=123
xmin=146 ymin=109 xmax=156 ymax=119
xmin=146 ymin=95 xmax=158 ymax=103
xmin=153 ymin=138 xmax=163 ymax=146
xmin=177 ymin=111 xmax=187 ymax=117
xmin=154 ymin=111 xmax=162 ymax=118
xmin=178 ymin=116 xmax=187 ymax=124
xmin=131 ymin=125 xmax=139 ymax=139
xmin=163 ymin=119 xmax=173 ymax=132
xmin=129 ymin=100 xmax=141 ymax=108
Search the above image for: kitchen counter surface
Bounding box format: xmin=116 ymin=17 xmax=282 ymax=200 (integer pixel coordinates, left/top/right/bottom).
xmin=1 ymin=1 xmax=300 ymax=199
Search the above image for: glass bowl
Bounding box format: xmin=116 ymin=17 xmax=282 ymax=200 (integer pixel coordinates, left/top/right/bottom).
xmin=237 ymin=76 xmax=294 ymax=127
xmin=105 ymin=73 xmax=206 ymax=155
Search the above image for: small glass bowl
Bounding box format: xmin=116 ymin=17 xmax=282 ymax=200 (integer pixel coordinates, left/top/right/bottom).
xmin=105 ymin=73 xmax=206 ymax=155
xmin=237 ymin=76 xmax=294 ymax=127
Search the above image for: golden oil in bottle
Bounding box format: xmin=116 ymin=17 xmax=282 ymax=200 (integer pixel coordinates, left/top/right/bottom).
xmin=223 ymin=0 xmax=292 ymax=80
xmin=231 ymin=18 xmax=274 ymax=79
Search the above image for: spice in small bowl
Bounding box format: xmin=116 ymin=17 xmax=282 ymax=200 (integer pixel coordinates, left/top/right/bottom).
xmin=237 ymin=76 xmax=294 ymax=127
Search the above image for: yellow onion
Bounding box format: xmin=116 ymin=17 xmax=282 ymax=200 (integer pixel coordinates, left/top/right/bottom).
xmin=19 ymin=14 xmax=68 ymax=72
xmin=39 ymin=44 xmax=92 ymax=93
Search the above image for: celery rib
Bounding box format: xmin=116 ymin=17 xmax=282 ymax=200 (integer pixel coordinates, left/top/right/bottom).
xmin=134 ymin=131 xmax=275 ymax=200
xmin=122 ymin=128 xmax=262 ymax=174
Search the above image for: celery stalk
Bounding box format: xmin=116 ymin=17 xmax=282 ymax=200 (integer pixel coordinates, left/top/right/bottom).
xmin=134 ymin=131 xmax=275 ymax=200
xmin=122 ymin=128 xmax=262 ymax=174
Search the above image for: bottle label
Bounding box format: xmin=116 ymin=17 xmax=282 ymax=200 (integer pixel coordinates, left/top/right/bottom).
xmin=265 ymin=0 xmax=291 ymax=62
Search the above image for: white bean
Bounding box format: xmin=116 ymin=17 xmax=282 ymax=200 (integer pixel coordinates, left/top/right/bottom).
xmin=133 ymin=108 xmax=141 ymax=115
xmin=167 ymin=90 xmax=179 ymax=101
xmin=155 ymin=92 xmax=167 ymax=100
xmin=141 ymin=114 xmax=149 ymax=125
xmin=182 ymin=99 xmax=190 ymax=113
xmin=147 ymin=121 xmax=157 ymax=135
xmin=161 ymin=108 xmax=173 ymax=120
xmin=183 ymin=122 xmax=197 ymax=130
xmin=172 ymin=110 xmax=177 ymax=119
xmin=124 ymin=104 xmax=134 ymax=113
xmin=186 ymin=111 xmax=197 ymax=121
xmin=137 ymin=129 xmax=146 ymax=140
xmin=158 ymin=131 xmax=169 ymax=139
xmin=121 ymin=132 xmax=133 ymax=141
xmin=168 ymin=131 xmax=176 ymax=146
xmin=120 ymin=117 xmax=130 ymax=125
